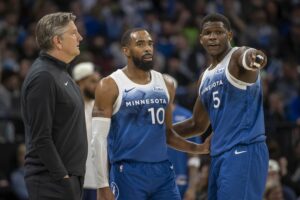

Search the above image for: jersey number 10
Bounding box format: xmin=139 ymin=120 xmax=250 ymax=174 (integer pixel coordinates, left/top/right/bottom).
xmin=148 ymin=107 xmax=165 ymax=124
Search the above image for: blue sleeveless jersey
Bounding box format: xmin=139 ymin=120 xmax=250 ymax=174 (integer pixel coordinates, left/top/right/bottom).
xmin=199 ymin=47 xmax=266 ymax=156
xmin=108 ymin=69 xmax=169 ymax=163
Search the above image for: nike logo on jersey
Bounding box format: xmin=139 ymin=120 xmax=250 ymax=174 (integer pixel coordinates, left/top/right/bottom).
xmin=124 ymin=87 xmax=135 ymax=93
xmin=234 ymin=150 xmax=247 ymax=155
xmin=64 ymin=81 xmax=68 ymax=86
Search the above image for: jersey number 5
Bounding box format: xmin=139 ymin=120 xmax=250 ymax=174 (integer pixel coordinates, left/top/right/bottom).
xmin=213 ymin=91 xmax=220 ymax=108
xmin=148 ymin=107 xmax=165 ymax=124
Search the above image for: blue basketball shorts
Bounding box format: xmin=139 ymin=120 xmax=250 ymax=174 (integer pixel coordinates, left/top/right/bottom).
xmin=208 ymin=142 xmax=269 ymax=200
xmin=109 ymin=160 xmax=181 ymax=200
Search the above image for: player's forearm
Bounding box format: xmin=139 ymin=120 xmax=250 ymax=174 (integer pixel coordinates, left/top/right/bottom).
xmin=97 ymin=187 xmax=114 ymax=200
xmin=166 ymin=129 xmax=209 ymax=154
xmin=173 ymin=118 xmax=206 ymax=138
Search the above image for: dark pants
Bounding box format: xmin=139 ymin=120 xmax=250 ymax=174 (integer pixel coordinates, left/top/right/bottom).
xmin=25 ymin=174 xmax=84 ymax=200
xmin=83 ymin=188 xmax=97 ymax=200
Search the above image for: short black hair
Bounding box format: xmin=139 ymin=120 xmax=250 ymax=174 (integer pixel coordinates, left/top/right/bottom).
xmin=121 ymin=28 xmax=147 ymax=47
xmin=200 ymin=13 xmax=231 ymax=33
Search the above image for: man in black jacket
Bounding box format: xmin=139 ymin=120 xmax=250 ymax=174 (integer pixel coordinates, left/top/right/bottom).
xmin=21 ymin=12 xmax=87 ymax=200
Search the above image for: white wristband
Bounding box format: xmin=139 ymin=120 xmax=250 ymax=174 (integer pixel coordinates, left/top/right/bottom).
xmin=242 ymin=48 xmax=257 ymax=71
xmin=188 ymin=157 xmax=201 ymax=168
xmin=91 ymin=117 xmax=111 ymax=188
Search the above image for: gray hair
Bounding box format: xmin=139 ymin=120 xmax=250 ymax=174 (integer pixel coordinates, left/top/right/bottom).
xmin=35 ymin=12 xmax=76 ymax=51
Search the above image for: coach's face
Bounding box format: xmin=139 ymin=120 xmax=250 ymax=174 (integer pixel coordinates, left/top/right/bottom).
xmin=200 ymin=21 xmax=232 ymax=57
xmin=128 ymin=30 xmax=154 ymax=71
xmin=55 ymin=21 xmax=83 ymax=63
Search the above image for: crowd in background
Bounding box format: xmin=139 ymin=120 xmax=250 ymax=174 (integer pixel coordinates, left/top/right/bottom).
xmin=0 ymin=0 xmax=300 ymax=199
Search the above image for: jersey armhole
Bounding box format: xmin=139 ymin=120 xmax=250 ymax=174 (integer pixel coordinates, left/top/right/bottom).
xmin=225 ymin=67 xmax=253 ymax=90
xmin=110 ymin=71 xmax=122 ymax=115
xmin=155 ymin=71 xmax=170 ymax=103
xmin=199 ymin=70 xmax=208 ymax=96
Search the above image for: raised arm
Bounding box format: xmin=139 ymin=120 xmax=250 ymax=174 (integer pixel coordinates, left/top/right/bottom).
xmin=229 ymin=47 xmax=267 ymax=83
xmin=91 ymin=77 xmax=118 ymax=200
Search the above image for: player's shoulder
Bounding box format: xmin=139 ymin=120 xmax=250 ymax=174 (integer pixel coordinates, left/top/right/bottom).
xmin=110 ymin=69 xmax=123 ymax=79
xmin=96 ymin=75 xmax=118 ymax=93
xmin=231 ymin=46 xmax=247 ymax=58
xmin=161 ymin=73 xmax=176 ymax=88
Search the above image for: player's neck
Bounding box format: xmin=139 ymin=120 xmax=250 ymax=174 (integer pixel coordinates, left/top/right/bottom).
xmin=210 ymin=47 xmax=232 ymax=68
xmin=123 ymin=65 xmax=151 ymax=84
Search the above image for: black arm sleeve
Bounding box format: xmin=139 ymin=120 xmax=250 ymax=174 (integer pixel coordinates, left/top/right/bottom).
xmin=25 ymin=72 xmax=67 ymax=180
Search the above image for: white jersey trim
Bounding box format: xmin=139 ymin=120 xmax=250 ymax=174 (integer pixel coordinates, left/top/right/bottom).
xmin=110 ymin=70 xmax=123 ymax=115
xmin=225 ymin=47 xmax=254 ymax=90
xmin=225 ymin=67 xmax=253 ymax=90
xmin=199 ymin=69 xmax=209 ymax=96
xmin=156 ymin=72 xmax=170 ymax=103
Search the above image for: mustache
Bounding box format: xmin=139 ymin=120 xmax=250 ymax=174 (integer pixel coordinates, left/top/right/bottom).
xmin=142 ymin=53 xmax=153 ymax=58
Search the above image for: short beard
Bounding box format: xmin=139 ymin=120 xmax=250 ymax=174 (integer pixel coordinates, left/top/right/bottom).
xmin=132 ymin=55 xmax=153 ymax=71
xmin=83 ymin=89 xmax=95 ymax=100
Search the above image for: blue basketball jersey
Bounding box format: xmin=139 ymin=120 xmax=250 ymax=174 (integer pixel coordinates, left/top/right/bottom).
xmin=108 ymin=69 xmax=169 ymax=163
xmin=199 ymin=47 xmax=266 ymax=156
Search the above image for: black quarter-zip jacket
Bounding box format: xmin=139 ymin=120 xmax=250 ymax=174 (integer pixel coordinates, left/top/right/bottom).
xmin=21 ymin=52 xmax=87 ymax=180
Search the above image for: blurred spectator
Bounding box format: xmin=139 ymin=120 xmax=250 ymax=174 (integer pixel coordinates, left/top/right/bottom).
xmin=280 ymin=5 xmax=300 ymax=63
xmin=264 ymin=159 xmax=297 ymax=200
xmin=195 ymin=156 xmax=210 ymax=200
xmin=0 ymin=143 xmax=19 ymax=199
xmin=10 ymin=143 xmax=28 ymax=200
xmin=289 ymin=139 xmax=300 ymax=195
xmin=156 ymin=18 xmax=177 ymax=58
xmin=272 ymin=57 xmax=300 ymax=105
xmin=265 ymin=91 xmax=287 ymax=135
xmin=264 ymin=176 xmax=284 ymax=200
xmin=72 ymin=62 xmax=101 ymax=200
xmin=240 ymin=7 xmax=279 ymax=57
xmin=0 ymin=69 xmax=22 ymax=143
xmin=89 ymin=35 xmax=116 ymax=76
xmin=0 ymin=172 xmax=12 ymax=200
xmin=286 ymin=88 xmax=300 ymax=125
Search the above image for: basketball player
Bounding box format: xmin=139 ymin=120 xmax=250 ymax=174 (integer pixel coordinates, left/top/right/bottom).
xmin=91 ymin=28 xmax=210 ymax=200
xmin=173 ymin=13 xmax=269 ymax=200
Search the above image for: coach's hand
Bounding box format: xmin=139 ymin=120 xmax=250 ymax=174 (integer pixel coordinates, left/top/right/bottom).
xmin=98 ymin=187 xmax=115 ymax=200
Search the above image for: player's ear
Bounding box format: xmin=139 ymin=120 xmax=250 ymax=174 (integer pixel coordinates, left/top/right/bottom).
xmin=227 ymin=31 xmax=233 ymax=42
xmin=199 ymin=34 xmax=203 ymax=45
xmin=122 ymin=46 xmax=130 ymax=57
